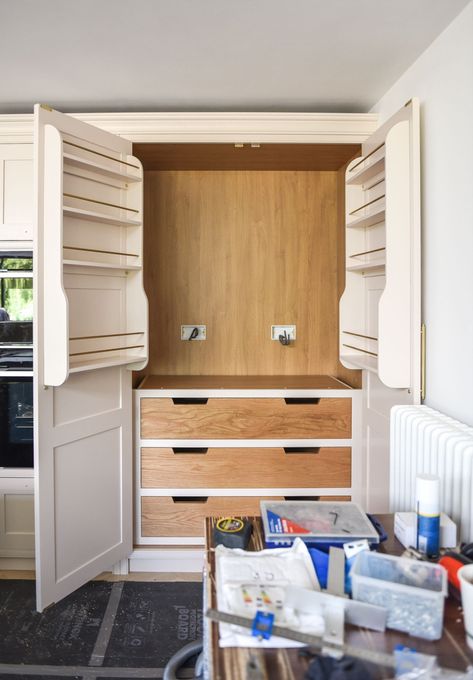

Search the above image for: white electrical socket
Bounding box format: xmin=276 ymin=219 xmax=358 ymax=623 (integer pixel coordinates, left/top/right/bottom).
xmin=181 ymin=325 xmax=207 ymax=341
xmin=271 ymin=325 xmax=296 ymax=341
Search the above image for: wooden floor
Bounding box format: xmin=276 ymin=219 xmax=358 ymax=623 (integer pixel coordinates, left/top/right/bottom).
xmin=0 ymin=570 xmax=202 ymax=582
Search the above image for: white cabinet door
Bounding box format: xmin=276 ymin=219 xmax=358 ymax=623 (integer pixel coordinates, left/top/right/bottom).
xmin=0 ymin=144 xmax=33 ymax=241
xmin=340 ymin=100 xmax=421 ymax=511
xmin=34 ymin=105 xmax=145 ymax=611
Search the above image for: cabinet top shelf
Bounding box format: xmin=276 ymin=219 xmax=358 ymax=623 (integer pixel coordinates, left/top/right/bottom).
xmin=346 ymin=152 xmax=385 ymax=186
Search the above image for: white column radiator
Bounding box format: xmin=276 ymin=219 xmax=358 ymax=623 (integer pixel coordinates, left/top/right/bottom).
xmin=390 ymin=405 xmax=473 ymax=542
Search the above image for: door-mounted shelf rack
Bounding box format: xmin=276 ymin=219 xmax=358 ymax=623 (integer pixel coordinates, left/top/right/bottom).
xmin=340 ymin=101 xmax=419 ymax=389
xmin=40 ymin=122 xmax=148 ymax=385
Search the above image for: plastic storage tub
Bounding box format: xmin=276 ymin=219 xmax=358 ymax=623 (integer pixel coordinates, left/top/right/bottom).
xmin=351 ymin=551 xmax=447 ymax=640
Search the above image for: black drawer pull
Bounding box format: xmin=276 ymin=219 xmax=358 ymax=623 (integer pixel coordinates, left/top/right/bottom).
xmin=284 ymin=398 xmax=320 ymax=405
xmin=283 ymin=447 xmax=320 ymax=454
xmin=172 ymin=496 xmax=209 ymax=503
xmin=172 ymin=398 xmax=208 ymax=405
xmin=284 ymin=496 xmax=320 ymax=501
xmin=172 ymin=447 xmax=208 ymax=454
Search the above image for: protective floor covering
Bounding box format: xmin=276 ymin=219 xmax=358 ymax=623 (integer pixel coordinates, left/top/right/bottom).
xmin=0 ymin=580 xmax=202 ymax=679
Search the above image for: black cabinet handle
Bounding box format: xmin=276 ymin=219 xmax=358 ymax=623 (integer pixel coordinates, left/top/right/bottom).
xmin=284 ymin=496 xmax=320 ymax=501
xmin=172 ymin=496 xmax=209 ymax=503
xmin=172 ymin=398 xmax=208 ymax=405
xmin=172 ymin=447 xmax=208 ymax=454
xmin=284 ymin=398 xmax=320 ymax=405
xmin=283 ymin=447 xmax=320 ymax=454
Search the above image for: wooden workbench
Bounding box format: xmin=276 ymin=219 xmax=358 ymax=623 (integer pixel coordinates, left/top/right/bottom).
xmin=204 ymin=515 xmax=473 ymax=680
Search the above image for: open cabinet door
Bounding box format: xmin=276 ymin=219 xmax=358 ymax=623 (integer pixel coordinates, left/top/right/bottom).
xmin=34 ymin=105 xmax=147 ymax=611
xmin=339 ymin=99 xmax=421 ymax=511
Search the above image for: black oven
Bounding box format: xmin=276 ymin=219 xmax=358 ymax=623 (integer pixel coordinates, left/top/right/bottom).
xmin=0 ymin=377 xmax=33 ymax=468
xmin=0 ymin=251 xmax=33 ymax=469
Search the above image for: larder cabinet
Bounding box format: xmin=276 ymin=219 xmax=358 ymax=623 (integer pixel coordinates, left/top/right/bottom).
xmin=0 ymin=105 xmax=420 ymax=606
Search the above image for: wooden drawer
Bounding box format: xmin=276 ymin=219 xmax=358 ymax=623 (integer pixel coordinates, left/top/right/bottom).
xmin=319 ymin=495 xmax=351 ymax=501
xmin=140 ymin=397 xmax=351 ymax=439
xmin=141 ymin=447 xmax=351 ymax=488
xmin=141 ymin=496 xmax=282 ymax=538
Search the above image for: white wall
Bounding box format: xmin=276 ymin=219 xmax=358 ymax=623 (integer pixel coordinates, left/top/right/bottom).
xmin=372 ymin=1 xmax=473 ymax=426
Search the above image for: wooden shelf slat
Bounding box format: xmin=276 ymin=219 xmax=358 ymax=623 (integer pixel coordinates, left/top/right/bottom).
xmin=63 ymin=259 xmax=141 ymax=271
xmin=347 ymin=206 xmax=385 ymax=230
xmin=69 ymin=354 xmax=145 ymax=373
xmin=63 ymin=152 xmax=141 ymax=183
xmin=63 ymin=206 xmax=141 ymax=227
xmin=340 ymin=353 xmax=378 ymax=373
xmin=346 ymin=258 xmax=385 ymax=272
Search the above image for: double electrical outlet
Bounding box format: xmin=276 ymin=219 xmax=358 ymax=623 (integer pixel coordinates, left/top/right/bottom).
xmin=181 ymin=324 xmax=296 ymax=342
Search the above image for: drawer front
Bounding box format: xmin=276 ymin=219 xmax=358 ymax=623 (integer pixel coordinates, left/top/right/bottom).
xmin=141 ymin=447 xmax=351 ymax=489
xmin=141 ymin=496 xmax=282 ymax=538
xmin=318 ymin=495 xmax=351 ymax=501
xmin=140 ymin=397 xmax=351 ymax=439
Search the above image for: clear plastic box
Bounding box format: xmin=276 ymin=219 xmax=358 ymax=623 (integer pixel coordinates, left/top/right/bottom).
xmin=350 ymin=551 xmax=447 ymax=640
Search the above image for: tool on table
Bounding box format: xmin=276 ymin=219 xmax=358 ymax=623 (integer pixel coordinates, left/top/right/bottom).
xmin=213 ymin=517 xmax=252 ymax=549
xmin=260 ymin=500 xmax=380 ymax=548
xmin=326 ymin=547 xmax=347 ymax=598
xmin=439 ymin=548 xmax=473 ymax=597
xmin=206 ymin=609 xmax=470 ymax=678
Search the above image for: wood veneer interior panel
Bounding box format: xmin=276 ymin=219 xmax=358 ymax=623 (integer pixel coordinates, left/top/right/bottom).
xmin=134 ymin=143 xmax=361 ymax=171
xmin=142 ymin=169 xmax=362 ymax=379
xmin=138 ymin=374 xmax=351 ymax=390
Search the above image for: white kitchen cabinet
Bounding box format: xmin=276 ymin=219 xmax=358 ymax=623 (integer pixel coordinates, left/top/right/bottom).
xmin=0 ymin=105 xmax=420 ymax=609
xmin=0 ymin=144 xmax=33 ymax=242
xmin=340 ymin=100 xmax=421 ymax=511
xmin=0 ymin=477 xmax=34 ymax=563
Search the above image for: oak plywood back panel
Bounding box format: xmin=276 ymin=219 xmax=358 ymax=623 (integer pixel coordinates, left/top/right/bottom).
xmin=142 ymin=169 xmax=360 ymax=381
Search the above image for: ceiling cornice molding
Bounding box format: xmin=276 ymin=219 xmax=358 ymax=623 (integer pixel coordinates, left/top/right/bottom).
xmin=0 ymin=111 xmax=378 ymax=143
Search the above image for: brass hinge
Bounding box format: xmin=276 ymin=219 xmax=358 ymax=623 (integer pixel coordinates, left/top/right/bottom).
xmin=420 ymin=323 xmax=426 ymax=400
xmin=40 ymin=103 xmax=53 ymax=112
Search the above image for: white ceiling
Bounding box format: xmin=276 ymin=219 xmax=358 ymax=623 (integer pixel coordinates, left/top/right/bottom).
xmin=0 ymin=0 xmax=469 ymax=114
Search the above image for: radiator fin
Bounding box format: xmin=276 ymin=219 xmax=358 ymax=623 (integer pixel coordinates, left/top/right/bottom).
xmin=390 ymin=405 xmax=473 ymax=542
